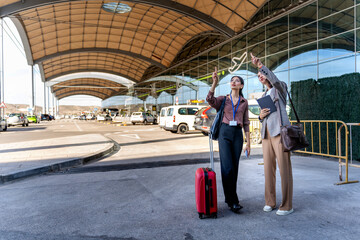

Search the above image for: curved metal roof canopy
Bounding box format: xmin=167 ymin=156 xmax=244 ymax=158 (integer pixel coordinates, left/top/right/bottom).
xmin=0 ymin=0 xmax=266 ymax=99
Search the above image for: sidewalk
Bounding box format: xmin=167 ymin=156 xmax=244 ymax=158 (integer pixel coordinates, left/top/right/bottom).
xmin=0 ymin=134 xmax=116 ymax=183
xmin=0 ymin=131 xmax=360 ymax=239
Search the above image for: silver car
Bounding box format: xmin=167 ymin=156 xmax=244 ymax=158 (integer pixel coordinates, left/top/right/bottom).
xmin=7 ymin=113 xmax=29 ymax=127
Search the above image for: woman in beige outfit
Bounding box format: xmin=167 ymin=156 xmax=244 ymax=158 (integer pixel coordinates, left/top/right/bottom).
xmin=251 ymin=53 xmax=294 ymax=216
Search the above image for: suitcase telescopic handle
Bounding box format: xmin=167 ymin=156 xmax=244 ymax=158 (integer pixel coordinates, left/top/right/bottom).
xmin=209 ymin=133 xmax=214 ymax=170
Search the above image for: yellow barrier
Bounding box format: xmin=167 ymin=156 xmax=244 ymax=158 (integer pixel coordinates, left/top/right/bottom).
xmin=249 ymin=118 xmax=262 ymax=144
xmin=289 ymin=120 xmax=358 ymax=185
xmin=250 ymin=118 xmax=358 ymax=185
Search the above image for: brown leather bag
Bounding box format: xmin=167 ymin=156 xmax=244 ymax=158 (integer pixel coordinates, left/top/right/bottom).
xmin=275 ymin=89 xmax=309 ymax=152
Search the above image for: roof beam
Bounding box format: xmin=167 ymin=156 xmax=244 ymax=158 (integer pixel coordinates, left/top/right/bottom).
xmin=34 ymin=48 xmax=166 ymax=70
xmin=52 ymin=83 xmax=119 ymax=94
xmin=46 ymin=69 xmax=138 ymax=83
xmin=141 ymin=76 xmax=198 ymax=91
xmin=56 ymin=89 xmax=108 ymax=100
xmin=130 ymin=0 xmax=234 ymax=37
xmin=0 ymin=0 xmax=235 ymax=37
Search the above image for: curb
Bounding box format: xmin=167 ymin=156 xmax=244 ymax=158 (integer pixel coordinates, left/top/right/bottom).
xmin=66 ymin=154 xmax=265 ymax=174
xmin=0 ymin=139 xmax=118 ymax=184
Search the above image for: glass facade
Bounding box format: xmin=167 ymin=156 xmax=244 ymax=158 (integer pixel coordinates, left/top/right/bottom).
xmin=103 ymin=0 xmax=359 ymax=113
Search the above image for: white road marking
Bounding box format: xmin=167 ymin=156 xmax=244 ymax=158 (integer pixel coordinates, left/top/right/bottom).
xmin=119 ymin=134 xmax=140 ymax=139
xmin=74 ymin=121 xmax=83 ymax=132
xmin=134 ymin=128 xmax=158 ymax=132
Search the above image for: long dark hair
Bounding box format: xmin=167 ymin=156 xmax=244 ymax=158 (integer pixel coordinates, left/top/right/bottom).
xmin=230 ymin=76 xmax=244 ymax=98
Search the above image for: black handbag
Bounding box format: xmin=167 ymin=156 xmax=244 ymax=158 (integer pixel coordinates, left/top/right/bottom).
xmin=275 ymin=89 xmax=309 ymax=152
xmin=209 ymin=97 xmax=226 ymax=140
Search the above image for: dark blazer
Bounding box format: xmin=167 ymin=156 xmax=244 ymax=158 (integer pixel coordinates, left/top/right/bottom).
xmin=259 ymin=66 xmax=291 ymax=139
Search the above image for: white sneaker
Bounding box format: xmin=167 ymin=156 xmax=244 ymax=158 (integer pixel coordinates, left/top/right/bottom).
xmin=276 ymin=208 xmax=294 ymax=216
xmin=263 ymin=205 xmax=274 ymax=212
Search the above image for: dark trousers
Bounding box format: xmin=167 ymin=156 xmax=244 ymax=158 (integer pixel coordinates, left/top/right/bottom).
xmin=218 ymin=123 xmax=243 ymax=205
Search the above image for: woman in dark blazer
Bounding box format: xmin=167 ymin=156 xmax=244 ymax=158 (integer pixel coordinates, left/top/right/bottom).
xmin=251 ymin=53 xmax=294 ymax=216
xmin=206 ymin=67 xmax=251 ymax=213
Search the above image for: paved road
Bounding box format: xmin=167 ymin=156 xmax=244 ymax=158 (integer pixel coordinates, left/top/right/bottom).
xmin=1 ymin=120 xmax=359 ymax=240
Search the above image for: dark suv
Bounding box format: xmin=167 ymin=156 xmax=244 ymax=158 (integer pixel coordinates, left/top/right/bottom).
xmin=193 ymin=106 xmax=217 ymax=136
xmin=41 ymin=114 xmax=51 ymax=121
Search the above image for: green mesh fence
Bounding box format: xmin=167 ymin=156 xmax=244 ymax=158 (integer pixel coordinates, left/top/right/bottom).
xmin=290 ymin=73 xmax=360 ymax=161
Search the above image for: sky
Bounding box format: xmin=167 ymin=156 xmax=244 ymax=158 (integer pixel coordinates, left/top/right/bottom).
xmin=1 ymin=17 xmax=102 ymax=107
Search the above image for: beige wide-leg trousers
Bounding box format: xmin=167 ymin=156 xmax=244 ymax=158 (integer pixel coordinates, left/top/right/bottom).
xmin=262 ymin=127 xmax=293 ymax=210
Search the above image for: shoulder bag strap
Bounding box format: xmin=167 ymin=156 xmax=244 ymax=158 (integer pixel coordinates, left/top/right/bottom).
xmin=285 ymin=88 xmax=300 ymax=123
xmin=275 ymin=87 xmax=301 ymax=125
xmin=275 ymin=89 xmax=283 ymax=127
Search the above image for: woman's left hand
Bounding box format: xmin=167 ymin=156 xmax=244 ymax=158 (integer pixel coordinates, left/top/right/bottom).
xmin=244 ymin=144 xmax=251 ymax=157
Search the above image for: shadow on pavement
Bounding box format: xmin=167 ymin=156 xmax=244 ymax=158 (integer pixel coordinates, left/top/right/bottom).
xmin=0 ymin=141 xmax=111 ymax=154
xmin=3 ymin=127 xmax=47 ymax=132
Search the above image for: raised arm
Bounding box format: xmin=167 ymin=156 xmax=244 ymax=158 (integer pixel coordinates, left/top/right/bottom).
xmin=206 ymin=66 xmax=225 ymax=111
xmin=258 ymin=66 xmax=288 ymax=95
xmin=250 ymin=52 xmax=287 ymax=95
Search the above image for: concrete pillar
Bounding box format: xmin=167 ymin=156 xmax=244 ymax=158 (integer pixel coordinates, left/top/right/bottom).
xmin=47 ymin=87 xmax=50 ymax=115
xmin=196 ymin=90 xmax=199 ymax=106
xmin=52 ymin=95 xmax=55 ymax=116
xmin=57 ymin=99 xmax=59 ymax=115
xmin=43 ymin=82 xmax=46 ymax=114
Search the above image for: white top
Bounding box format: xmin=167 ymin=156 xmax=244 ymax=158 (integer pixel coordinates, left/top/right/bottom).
xmin=266 ymin=87 xmax=273 ymax=96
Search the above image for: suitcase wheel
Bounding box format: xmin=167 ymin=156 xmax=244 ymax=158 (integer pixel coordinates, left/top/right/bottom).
xmin=198 ymin=213 xmax=204 ymax=219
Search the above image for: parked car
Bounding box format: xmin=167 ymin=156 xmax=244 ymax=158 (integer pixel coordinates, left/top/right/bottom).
xmin=97 ymin=114 xmax=106 ymax=121
xmin=86 ymin=114 xmax=95 ymax=120
xmin=27 ymin=115 xmax=40 ymax=123
xmin=104 ymin=114 xmax=112 ymax=121
xmin=130 ymin=112 xmax=156 ymax=125
xmin=192 ymin=99 xmax=263 ymax=143
xmin=0 ymin=117 xmax=7 ymax=131
xmin=41 ymin=114 xmax=51 ymax=121
xmin=163 ymin=105 xmax=200 ymax=134
xmin=112 ymin=112 xmax=127 ymax=123
xmin=7 ymin=113 xmax=29 ymax=127
xmin=79 ymin=115 xmax=87 ymax=120
xmin=193 ymin=106 xmax=217 ymax=136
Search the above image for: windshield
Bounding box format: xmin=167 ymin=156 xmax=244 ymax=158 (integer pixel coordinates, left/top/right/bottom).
xmin=248 ymin=105 xmax=261 ymax=115
xmin=9 ymin=113 xmax=20 ymax=117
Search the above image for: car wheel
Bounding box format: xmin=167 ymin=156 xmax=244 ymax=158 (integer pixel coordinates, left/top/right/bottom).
xmin=202 ymin=131 xmax=209 ymax=136
xmin=177 ymin=123 xmax=188 ymax=134
xmin=3 ymin=125 xmax=7 ymax=131
xmin=26 ymin=122 xmax=29 ymax=127
xmin=132 ymin=122 xmax=136 ymax=125
xmin=144 ymin=120 xmax=148 ymax=125
xmin=170 ymin=130 xmax=177 ymax=133
xmin=22 ymin=122 xmax=25 ymax=127
xmin=153 ymin=119 xmax=157 ymax=125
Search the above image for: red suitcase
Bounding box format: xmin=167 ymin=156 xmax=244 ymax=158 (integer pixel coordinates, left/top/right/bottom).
xmin=195 ymin=135 xmax=217 ymax=219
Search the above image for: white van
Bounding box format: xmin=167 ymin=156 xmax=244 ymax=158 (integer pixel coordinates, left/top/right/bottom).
xmin=163 ymin=105 xmax=200 ymax=134
xmin=158 ymin=107 xmax=168 ymax=128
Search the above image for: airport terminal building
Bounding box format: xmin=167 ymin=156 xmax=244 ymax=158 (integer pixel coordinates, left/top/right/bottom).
xmin=138 ymin=0 xmax=359 ymax=107
xmin=0 ymin=0 xmax=358 ymax=113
